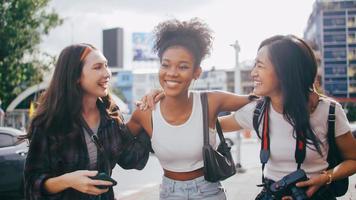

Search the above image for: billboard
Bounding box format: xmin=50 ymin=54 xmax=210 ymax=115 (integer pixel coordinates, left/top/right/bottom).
xmin=132 ymin=32 xmax=158 ymax=61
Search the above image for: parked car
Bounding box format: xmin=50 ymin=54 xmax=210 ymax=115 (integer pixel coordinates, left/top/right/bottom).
xmin=0 ymin=127 xmax=27 ymax=199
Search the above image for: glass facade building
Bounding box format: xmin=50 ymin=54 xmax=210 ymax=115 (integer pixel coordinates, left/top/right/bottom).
xmin=304 ymin=0 xmax=356 ymax=98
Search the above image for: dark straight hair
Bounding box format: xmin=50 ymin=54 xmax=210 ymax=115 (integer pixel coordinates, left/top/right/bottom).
xmin=258 ymin=35 xmax=322 ymax=154
xmin=27 ymin=44 xmax=120 ymax=139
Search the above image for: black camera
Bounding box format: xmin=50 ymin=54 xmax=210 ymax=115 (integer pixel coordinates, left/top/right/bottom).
xmin=269 ymin=169 xmax=309 ymax=200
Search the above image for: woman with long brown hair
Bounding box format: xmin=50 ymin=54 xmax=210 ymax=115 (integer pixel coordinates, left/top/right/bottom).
xmin=24 ymin=44 xmax=143 ymax=200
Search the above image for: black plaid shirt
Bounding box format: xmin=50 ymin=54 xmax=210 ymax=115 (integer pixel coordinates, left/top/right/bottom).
xmin=24 ymin=104 xmax=138 ymax=200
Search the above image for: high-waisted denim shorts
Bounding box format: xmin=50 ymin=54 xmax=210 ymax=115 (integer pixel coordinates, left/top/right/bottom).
xmin=159 ymin=176 xmax=227 ymax=200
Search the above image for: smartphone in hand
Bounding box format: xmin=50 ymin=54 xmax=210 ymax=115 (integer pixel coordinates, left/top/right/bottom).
xmin=90 ymin=172 xmax=117 ymax=189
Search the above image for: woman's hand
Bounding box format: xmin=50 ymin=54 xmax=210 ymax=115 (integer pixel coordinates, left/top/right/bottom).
xmin=62 ymin=170 xmax=113 ymax=195
xmin=294 ymin=173 xmax=329 ymax=198
xmin=136 ymin=89 xmax=165 ymax=110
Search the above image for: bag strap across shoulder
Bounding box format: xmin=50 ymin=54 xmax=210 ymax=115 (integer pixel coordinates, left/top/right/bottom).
xmin=201 ymin=92 xmax=210 ymax=146
xmin=200 ymin=92 xmax=226 ymax=146
xmin=81 ymin=117 xmax=111 ymax=174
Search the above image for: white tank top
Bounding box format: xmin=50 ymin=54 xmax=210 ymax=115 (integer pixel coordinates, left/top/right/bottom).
xmin=151 ymin=91 xmax=217 ymax=172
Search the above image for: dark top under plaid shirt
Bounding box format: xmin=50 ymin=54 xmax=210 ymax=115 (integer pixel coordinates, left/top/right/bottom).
xmin=24 ymin=101 xmax=142 ymax=200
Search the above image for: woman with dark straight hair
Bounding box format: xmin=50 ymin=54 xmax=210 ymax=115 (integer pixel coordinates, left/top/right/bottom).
xmin=220 ymin=35 xmax=356 ymax=199
xmin=24 ymin=44 xmax=146 ymax=200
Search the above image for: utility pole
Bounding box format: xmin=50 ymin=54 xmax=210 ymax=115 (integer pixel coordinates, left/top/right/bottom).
xmin=0 ymin=99 xmax=4 ymax=127
xmin=230 ymin=40 xmax=246 ymax=173
xmin=231 ymin=40 xmax=241 ymax=94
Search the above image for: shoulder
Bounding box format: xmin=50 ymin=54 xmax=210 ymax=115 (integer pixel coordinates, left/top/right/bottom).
xmin=317 ymin=97 xmax=350 ymax=132
xmin=238 ymin=100 xmax=258 ymax=113
xmin=234 ymin=101 xmax=257 ymax=119
xmin=190 ymin=90 xmax=202 ymax=97
xmin=318 ymin=97 xmax=344 ymax=112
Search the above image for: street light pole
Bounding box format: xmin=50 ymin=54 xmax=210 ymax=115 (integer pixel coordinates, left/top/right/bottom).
xmin=230 ymin=40 xmax=241 ymax=94
xmin=230 ymin=40 xmax=245 ymax=173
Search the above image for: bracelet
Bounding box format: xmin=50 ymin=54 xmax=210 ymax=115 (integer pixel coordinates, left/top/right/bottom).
xmin=322 ymin=170 xmax=333 ymax=185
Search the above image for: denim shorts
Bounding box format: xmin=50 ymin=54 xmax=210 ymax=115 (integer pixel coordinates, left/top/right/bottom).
xmin=159 ymin=176 xmax=227 ymax=200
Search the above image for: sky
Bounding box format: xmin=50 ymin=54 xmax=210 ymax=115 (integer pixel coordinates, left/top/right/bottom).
xmin=41 ymin=0 xmax=316 ymax=70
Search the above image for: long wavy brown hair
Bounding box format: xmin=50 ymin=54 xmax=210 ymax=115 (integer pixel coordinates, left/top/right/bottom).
xmin=27 ymin=44 xmax=121 ymax=139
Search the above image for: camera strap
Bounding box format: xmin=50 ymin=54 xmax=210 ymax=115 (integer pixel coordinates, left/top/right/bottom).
xmin=253 ymin=99 xmax=306 ymax=185
xmin=81 ymin=117 xmax=112 ymax=175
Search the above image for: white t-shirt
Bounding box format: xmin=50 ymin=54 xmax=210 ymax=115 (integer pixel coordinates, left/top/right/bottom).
xmin=234 ymin=98 xmax=350 ymax=181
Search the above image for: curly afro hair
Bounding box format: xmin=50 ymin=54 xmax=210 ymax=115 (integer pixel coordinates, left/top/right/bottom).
xmin=153 ymin=18 xmax=213 ymax=67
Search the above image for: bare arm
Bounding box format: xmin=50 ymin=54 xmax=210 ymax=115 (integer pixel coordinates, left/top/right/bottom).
xmin=218 ymin=114 xmax=244 ymax=132
xmin=126 ymin=108 xmax=152 ymax=137
xmin=327 ymin=132 xmax=356 ymax=179
xmin=208 ymin=91 xmax=250 ymax=113
xmin=138 ymin=89 xmax=251 ymax=130
xmin=126 ymin=109 xmax=144 ymax=136
xmin=296 ymin=132 xmax=356 ymax=197
xmin=336 ymin=132 xmax=356 ymax=160
xmin=206 ymin=91 xmax=250 ymax=129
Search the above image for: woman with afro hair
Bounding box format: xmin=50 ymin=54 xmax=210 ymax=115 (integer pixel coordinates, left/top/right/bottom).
xmin=127 ymin=18 xmax=251 ymax=200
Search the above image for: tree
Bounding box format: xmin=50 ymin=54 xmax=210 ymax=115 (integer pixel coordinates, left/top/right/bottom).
xmin=0 ymin=0 xmax=62 ymax=109
xmin=345 ymin=102 xmax=356 ymax=122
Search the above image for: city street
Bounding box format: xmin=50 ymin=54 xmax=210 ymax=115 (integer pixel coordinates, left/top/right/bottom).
xmin=1 ymin=1 xmax=356 ymax=200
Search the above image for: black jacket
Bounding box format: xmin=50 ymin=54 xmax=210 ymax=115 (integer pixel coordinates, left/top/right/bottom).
xmin=24 ymin=102 xmax=150 ymax=200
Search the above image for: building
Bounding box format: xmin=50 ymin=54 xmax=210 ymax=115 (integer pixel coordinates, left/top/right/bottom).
xmin=113 ymin=70 xmax=134 ymax=112
xmin=195 ymin=68 xmax=228 ymax=91
xmin=194 ymin=63 xmax=254 ymax=95
xmin=239 ymin=60 xmax=255 ymax=95
xmin=304 ymin=0 xmax=356 ymax=100
xmin=103 ymin=27 xmax=124 ymax=68
xmin=132 ymin=68 xmax=159 ymax=105
xmin=4 ymin=81 xmax=129 ymax=129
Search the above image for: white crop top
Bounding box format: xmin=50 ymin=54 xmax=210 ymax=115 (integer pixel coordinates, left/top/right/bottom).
xmin=151 ymin=91 xmax=217 ymax=172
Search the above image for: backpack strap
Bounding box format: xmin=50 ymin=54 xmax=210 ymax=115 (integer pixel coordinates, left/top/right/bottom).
xmin=327 ymin=101 xmax=337 ymax=164
xmin=253 ymin=100 xmax=264 ymax=139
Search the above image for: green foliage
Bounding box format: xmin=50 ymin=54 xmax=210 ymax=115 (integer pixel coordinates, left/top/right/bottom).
xmin=345 ymin=102 xmax=356 ymax=122
xmin=0 ymin=0 xmax=62 ymax=109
